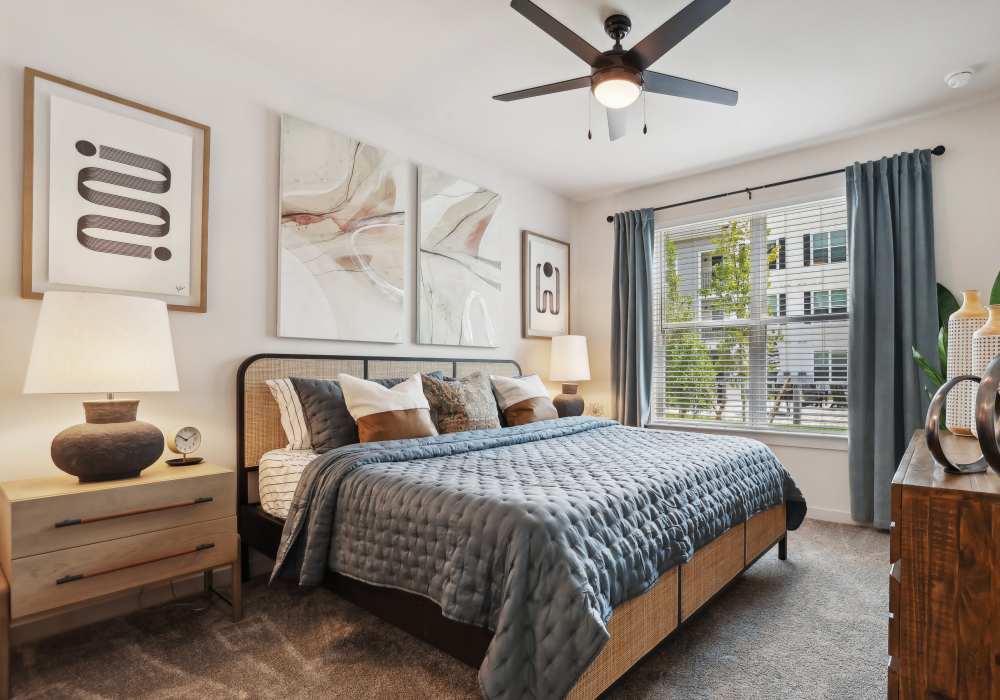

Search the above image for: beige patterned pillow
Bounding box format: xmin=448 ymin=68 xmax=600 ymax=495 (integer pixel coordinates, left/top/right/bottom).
xmin=421 ymin=372 xmax=501 ymax=434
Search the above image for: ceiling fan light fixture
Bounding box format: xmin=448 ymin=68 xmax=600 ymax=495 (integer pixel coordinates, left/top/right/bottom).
xmin=592 ymin=67 xmax=642 ymax=109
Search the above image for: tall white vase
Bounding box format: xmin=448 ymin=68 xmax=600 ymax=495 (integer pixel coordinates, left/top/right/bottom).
xmin=947 ymin=290 xmax=987 ymax=435
xmin=971 ymin=303 xmax=1000 ymax=436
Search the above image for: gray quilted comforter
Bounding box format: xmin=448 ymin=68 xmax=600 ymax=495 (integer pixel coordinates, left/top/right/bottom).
xmin=273 ymin=417 xmax=804 ymax=700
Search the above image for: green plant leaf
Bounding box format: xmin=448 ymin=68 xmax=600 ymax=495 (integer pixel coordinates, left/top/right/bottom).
xmin=912 ymin=346 xmax=944 ymax=388
xmin=991 ymin=270 xmax=1000 ymax=305
xmin=937 ymin=283 xmax=959 ymax=329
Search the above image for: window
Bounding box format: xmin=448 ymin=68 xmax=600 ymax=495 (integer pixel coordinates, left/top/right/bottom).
xmin=804 ymin=288 xmax=847 ymax=315
xmin=804 ymin=229 xmax=847 ymax=266
xmin=768 ymin=238 xmax=786 ymax=270
xmin=652 ymin=196 xmax=849 ymax=433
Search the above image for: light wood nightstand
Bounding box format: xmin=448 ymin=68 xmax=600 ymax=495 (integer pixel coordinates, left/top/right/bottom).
xmin=0 ymin=463 xmax=241 ymax=699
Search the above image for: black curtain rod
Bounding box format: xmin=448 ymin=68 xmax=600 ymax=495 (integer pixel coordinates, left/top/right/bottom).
xmin=604 ymin=145 xmax=946 ymax=223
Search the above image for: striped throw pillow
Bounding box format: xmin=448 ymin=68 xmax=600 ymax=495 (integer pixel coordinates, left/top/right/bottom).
xmin=265 ymin=378 xmax=311 ymax=450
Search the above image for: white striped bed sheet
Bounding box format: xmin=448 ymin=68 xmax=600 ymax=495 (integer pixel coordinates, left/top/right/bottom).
xmin=258 ymin=447 xmax=317 ymax=519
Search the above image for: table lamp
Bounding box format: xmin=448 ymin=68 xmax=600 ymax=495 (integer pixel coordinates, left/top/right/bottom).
xmin=550 ymin=335 xmax=590 ymax=417
xmin=23 ymin=291 xmax=179 ymax=482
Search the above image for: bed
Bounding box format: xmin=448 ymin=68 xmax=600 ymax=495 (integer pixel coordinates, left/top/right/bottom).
xmin=237 ymin=353 xmax=804 ymax=700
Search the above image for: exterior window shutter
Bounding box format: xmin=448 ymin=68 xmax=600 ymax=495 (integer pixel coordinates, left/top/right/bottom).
xmin=802 ymin=234 xmax=811 ymax=266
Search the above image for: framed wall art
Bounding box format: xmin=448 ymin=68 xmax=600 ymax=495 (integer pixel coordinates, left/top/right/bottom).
xmin=277 ymin=114 xmax=406 ymax=343
xmin=416 ymin=165 xmax=502 ymax=347
xmin=21 ymin=68 xmax=210 ymax=312
xmin=522 ymin=230 xmax=569 ymax=338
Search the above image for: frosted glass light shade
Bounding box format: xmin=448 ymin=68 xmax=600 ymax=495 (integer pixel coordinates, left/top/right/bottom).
xmin=550 ymin=335 xmax=591 ymax=383
xmin=24 ymin=291 xmax=179 ymax=395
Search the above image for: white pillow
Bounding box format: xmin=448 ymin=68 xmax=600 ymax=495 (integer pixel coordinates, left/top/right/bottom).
xmin=337 ymin=372 xmax=430 ymax=419
xmin=265 ymin=378 xmax=310 ymax=450
xmin=337 ymin=372 xmax=437 ymax=443
xmin=490 ymin=374 xmax=549 ymax=410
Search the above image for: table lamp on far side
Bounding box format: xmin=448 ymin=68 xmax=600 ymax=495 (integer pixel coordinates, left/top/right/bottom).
xmin=23 ymin=291 xmax=179 ymax=482
xmin=550 ymin=334 xmax=590 ymax=418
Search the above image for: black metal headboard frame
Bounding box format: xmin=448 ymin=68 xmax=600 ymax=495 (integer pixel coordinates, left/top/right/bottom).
xmin=234 ymin=352 xmax=523 ymax=579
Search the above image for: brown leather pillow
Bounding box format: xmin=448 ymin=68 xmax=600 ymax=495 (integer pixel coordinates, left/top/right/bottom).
xmin=490 ymin=374 xmax=559 ymax=426
xmin=338 ymin=372 xmax=438 ymax=443
xmin=503 ymin=396 xmax=559 ymax=426
xmin=356 ymin=408 xmax=438 ymax=442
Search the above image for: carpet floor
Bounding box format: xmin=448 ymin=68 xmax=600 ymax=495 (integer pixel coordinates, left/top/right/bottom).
xmin=11 ymin=519 xmax=888 ymax=699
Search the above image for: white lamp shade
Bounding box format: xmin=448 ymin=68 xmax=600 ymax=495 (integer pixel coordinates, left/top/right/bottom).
xmin=549 ymin=335 xmax=591 ymax=383
xmin=23 ymin=291 xmax=179 ymax=395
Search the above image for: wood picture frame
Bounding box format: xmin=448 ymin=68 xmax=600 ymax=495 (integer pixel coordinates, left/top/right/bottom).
xmin=21 ymin=67 xmax=211 ymax=312
xmin=522 ymin=230 xmax=570 ymax=338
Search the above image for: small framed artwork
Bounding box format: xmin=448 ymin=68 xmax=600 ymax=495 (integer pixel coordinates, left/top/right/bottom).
xmin=21 ymin=68 xmax=210 ymax=312
xmin=522 ymin=230 xmax=570 ymax=338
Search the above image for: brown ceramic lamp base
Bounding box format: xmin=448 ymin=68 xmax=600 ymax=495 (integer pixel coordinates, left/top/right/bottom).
xmin=51 ymin=399 xmax=164 ymax=483
xmin=553 ymin=383 xmax=585 ymax=418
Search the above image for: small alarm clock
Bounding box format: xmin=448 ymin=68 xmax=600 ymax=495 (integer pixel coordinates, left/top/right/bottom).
xmin=166 ymin=426 xmax=204 ymax=466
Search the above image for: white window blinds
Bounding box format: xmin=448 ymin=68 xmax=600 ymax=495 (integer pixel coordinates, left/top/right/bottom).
xmin=652 ymin=196 xmax=849 ymax=433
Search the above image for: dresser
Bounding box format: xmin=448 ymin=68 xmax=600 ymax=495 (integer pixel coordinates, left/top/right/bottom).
xmin=889 ymin=431 xmax=1000 ymax=698
xmin=0 ymin=462 xmax=241 ymax=699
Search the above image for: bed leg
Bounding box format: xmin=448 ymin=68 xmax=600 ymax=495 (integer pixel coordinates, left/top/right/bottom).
xmin=778 ymin=535 xmax=787 ymax=561
xmin=240 ymin=541 xmax=253 ymax=581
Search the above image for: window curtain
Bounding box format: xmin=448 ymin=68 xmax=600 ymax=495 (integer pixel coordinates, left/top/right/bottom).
xmin=847 ymin=149 xmax=937 ymax=528
xmin=611 ymin=209 xmax=654 ymax=427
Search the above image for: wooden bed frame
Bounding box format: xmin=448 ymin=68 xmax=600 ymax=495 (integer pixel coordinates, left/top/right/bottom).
xmin=236 ymin=353 xmax=788 ymax=700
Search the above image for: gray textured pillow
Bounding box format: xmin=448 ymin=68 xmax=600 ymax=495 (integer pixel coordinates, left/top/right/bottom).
xmin=421 ymin=372 xmax=501 ymax=434
xmin=290 ymin=372 xmax=444 ymax=452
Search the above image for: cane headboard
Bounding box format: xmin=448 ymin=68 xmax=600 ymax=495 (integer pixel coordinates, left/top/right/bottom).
xmin=236 ymin=353 xmax=522 ymax=471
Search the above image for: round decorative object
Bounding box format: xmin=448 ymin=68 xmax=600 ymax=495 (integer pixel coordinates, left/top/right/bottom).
xmin=974 ymin=354 xmax=1000 ymax=470
xmin=51 ymin=400 xmax=164 ymax=482
xmin=926 ymin=375 xmax=989 ymax=473
xmin=971 ymin=304 xmax=1000 ymax=436
xmin=166 ymin=426 xmax=204 ymax=466
xmin=946 ymin=290 xmax=987 ymax=435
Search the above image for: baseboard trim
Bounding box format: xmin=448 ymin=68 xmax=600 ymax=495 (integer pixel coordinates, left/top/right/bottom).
xmin=805 ymin=508 xmax=856 ymax=525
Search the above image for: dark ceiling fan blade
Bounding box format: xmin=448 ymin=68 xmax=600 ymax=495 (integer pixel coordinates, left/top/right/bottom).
xmin=607 ymin=107 xmax=629 ymax=141
xmin=510 ymin=0 xmax=602 ymax=66
xmin=626 ymin=0 xmax=731 ymax=70
xmin=493 ymin=75 xmax=591 ymax=102
xmin=643 ymin=71 xmax=738 ymax=106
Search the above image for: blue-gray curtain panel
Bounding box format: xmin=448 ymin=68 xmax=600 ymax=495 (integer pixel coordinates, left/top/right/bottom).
xmin=847 ymin=149 xmax=937 ymax=528
xmin=611 ymin=209 xmax=654 ymax=427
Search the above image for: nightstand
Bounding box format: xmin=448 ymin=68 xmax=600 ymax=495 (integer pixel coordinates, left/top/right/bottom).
xmin=0 ymin=463 xmax=241 ymax=699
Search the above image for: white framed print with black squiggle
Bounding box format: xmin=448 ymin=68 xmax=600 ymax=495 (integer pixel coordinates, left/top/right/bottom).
xmin=21 ymin=68 xmax=210 ymax=312
xmin=522 ymin=230 xmax=569 ymax=338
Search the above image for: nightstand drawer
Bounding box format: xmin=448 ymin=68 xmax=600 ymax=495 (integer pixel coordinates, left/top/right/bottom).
xmin=8 ymin=468 xmax=233 ymax=558
xmin=9 ymin=516 xmax=236 ymax=618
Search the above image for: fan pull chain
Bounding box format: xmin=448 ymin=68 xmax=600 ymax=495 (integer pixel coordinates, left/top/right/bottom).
xmin=587 ymin=92 xmax=592 ymax=140
xmin=642 ymin=91 xmax=648 ymax=135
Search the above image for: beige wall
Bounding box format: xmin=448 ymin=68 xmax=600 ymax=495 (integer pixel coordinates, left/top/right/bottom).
xmin=570 ymin=95 xmax=1000 ymax=522
xmin=0 ymin=5 xmax=571 ymax=482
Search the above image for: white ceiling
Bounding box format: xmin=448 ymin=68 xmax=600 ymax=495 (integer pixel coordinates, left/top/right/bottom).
xmin=188 ymin=0 xmax=1000 ymax=200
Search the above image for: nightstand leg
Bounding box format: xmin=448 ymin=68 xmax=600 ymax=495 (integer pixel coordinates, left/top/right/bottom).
xmin=203 ymin=569 xmax=213 ymax=595
xmin=232 ymin=538 xmax=243 ymax=622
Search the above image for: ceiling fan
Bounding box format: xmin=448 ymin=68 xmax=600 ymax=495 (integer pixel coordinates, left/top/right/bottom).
xmin=493 ymin=0 xmax=739 ymax=141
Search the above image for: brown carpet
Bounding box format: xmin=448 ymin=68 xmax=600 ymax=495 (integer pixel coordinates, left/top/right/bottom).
xmin=12 ymin=520 xmax=887 ymax=699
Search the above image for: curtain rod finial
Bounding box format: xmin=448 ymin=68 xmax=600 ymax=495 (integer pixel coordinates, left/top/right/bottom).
xmin=606 ymin=215 xmax=614 ymax=223
xmin=931 ymin=145 xmax=946 ymax=156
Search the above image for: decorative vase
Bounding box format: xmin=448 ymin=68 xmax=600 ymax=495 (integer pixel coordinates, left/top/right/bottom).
xmin=971 ymin=304 xmax=1000 ymax=437
xmin=947 ymin=290 xmax=988 ymax=435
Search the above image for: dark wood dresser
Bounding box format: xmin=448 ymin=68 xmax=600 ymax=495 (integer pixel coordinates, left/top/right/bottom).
xmin=890 ymin=430 xmax=1000 ymax=698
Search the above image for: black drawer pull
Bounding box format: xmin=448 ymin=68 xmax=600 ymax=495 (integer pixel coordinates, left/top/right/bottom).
xmin=55 ymin=496 xmax=214 ymax=528
xmin=55 ymin=542 xmax=216 ymax=585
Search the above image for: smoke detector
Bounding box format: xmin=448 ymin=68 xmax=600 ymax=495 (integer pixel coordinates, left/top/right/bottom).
xmin=944 ymin=70 xmax=973 ymax=89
